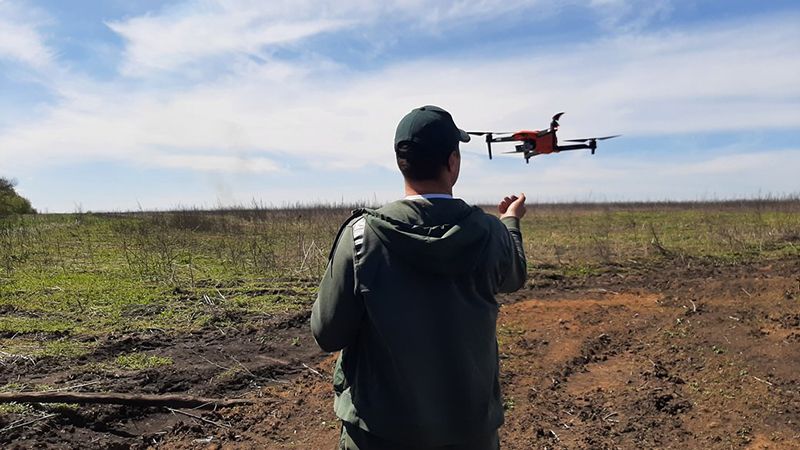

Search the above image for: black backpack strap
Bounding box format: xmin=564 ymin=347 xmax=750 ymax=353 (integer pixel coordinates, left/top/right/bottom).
xmin=327 ymin=209 xmax=367 ymax=262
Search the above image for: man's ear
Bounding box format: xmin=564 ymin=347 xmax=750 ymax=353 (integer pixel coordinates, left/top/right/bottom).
xmin=448 ymin=149 xmax=460 ymax=171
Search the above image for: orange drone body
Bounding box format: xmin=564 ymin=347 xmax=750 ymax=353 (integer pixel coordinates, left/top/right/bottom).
xmin=511 ymin=130 xmax=557 ymax=154
xmin=468 ymin=113 xmax=619 ymax=164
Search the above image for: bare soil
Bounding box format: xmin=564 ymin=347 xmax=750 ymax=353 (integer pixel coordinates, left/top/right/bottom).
xmin=2 ymin=257 xmax=799 ymax=449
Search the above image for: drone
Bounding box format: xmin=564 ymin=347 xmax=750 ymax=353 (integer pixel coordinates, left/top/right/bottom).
xmin=467 ymin=113 xmax=620 ymax=164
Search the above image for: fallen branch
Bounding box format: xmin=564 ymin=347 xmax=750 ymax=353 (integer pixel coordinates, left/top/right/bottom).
xmin=0 ymin=414 xmax=57 ymax=434
xmin=0 ymin=392 xmax=252 ymax=409
xmin=166 ymin=407 xmax=230 ymax=429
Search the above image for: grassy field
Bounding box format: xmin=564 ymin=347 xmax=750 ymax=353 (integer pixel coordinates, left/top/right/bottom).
xmin=1 ymin=199 xmax=799 ymax=448
xmin=2 ymin=200 xmax=797 ymax=361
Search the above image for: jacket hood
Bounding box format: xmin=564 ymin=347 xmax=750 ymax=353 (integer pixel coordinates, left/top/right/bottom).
xmin=361 ymin=199 xmax=492 ymax=275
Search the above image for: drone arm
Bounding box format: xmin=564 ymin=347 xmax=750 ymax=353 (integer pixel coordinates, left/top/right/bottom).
xmin=554 ymin=143 xmax=591 ymax=151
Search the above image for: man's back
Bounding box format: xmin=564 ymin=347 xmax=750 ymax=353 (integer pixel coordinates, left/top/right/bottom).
xmin=312 ymin=197 xmax=526 ymax=447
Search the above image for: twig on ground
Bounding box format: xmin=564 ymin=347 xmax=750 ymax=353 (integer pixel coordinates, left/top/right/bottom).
xmin=602 ymin=411 xmax=619 ymax=421
xmin=230 ymin=356 xmax=257 ymax=378
xmin=166 ymin=407 xmax=230 ymax=429
xmin=215 ymin=288 xmax=227 ymax=301
xmin=0 ymin=351 xmax=36 ymax=366
xmin=52 ymin=381 xmax=104 ymax=392
xmin=587 ymin=288 xmax=620 ymax=295
xmin=0 ymin=392 xmax=252 ymax=409
xmin=741 ymin=288 xmax=753 ymax=298
xmin=302 ymin=363 xmax=326 ymax=379
xmin=0 ymin=413 xmax=57 ymax=434
xmin=689 ymin=300 xmax=697 ymax=312
xmin=200 ymin=356 xmax=230 ymax=371
xmin=752 ymin=376 xmax=773 ymax=387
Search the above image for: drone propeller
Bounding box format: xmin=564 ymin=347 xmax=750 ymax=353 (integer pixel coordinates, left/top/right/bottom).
xmin=563 ymin=135 xmax=621 ymax=142
xmin=467 ymin=131 xmax=514 ymax=160
xmin=550 ymin=112 xmax=565 ymax=130
xmin=466 ymin=131 xmax=513 ymax=136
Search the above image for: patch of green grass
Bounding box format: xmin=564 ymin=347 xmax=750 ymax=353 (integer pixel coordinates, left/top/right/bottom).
xmin=561 ymin=264 xmax=603 ymax=278
xmin=114 ymin=352 xmax=173 ymax=370
xmin=497 ymin=324 xmax=525 ymax=347
xmin=212 ymin=366 xmax=245 ymax=382
xmin=0 ymin=383 xmax=28 ymax=393
xmin=0 ymin=339 xmax=94 ymax=362
xmin=0 ymin=316 xmax=75 ymax=334
xmin=36 ymin=340 xmax=94 ymax=358
xmin=0 ymin=402 xmax=33 ymax=414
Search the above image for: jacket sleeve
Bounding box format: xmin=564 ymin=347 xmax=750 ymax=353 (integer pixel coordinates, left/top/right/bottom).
xmin=497 ymin=216 xmax=527 ymax=293
xmin=311 ymin=225 xmax=364 ymax=352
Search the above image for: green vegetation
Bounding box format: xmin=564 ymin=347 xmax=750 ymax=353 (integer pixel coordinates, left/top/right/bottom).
xmin=114 ymin=352 xmax=173 ymax=370
xmin=0 ymin=208 xmax=343 ymax=336
xmin=0 ymin=338 xmax=94 ymax=359
xmin=518 ymin=200 xmax=800 ymax=273
xmin=0 ymin=177 xmax=35 ymax=216
xmin=0 ymin=200 xmax=798 ymax=343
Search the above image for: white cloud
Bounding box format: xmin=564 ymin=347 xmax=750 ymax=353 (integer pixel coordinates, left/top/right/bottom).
xmin=107 ymin=7 xmax=349 ymax=76
xmin=0 ymin=0 xmax=52 ymax=68
xmin=2 ymin=12 xmax=798 ymax=177
xmin=589 ymin=0 xmax=673 ymax=31
xmin=105 ymin=0 xmax=577 ymax=77
xmin=148 ymin=153 xmax=280 ymax=173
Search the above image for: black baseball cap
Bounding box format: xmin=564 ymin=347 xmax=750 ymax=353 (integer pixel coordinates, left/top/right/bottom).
xmin=394 ymin=105 xmax=470 ymax=154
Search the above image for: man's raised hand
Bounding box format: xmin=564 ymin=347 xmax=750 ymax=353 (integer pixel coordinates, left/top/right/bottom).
xmin=499 ymin=193 xmax=526 ymax=220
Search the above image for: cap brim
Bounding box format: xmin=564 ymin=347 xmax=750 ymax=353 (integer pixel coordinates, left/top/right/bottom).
xmin=458 ymin=128 xmax=471 ymax=143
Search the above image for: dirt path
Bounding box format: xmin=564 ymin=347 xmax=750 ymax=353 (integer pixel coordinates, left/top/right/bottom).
xmin=2 ymin=258 xmax=799 ymax=449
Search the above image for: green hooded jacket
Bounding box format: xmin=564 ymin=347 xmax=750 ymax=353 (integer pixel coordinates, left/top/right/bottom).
xmin=311 ymin=198 xmax=527 ymax=447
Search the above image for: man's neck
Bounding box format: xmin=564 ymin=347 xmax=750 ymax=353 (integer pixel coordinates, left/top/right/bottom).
xmin=404 ymin=180 xmax=453 ymax=197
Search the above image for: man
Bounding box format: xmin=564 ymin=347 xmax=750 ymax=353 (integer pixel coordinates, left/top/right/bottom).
xmin=311 ymin=105 xmax=527 ymax=450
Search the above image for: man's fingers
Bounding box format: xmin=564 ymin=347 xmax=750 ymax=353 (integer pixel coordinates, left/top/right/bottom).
xmin=500 ymin=194 xmax=526 ymax=217
xmin=498 ymin=198 xmax=509 ymax=214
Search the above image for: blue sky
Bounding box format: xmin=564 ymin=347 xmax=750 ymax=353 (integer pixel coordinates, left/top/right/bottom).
xmin=1 ymin=0 xmax=799 ymax=212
